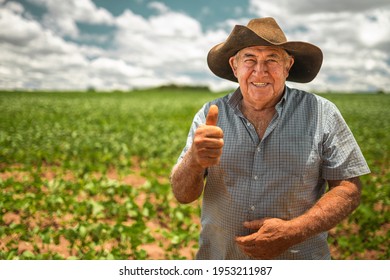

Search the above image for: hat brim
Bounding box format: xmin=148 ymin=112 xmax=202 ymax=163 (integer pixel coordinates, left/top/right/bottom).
xmin=207 ymin=25 xmax=323 ymax=83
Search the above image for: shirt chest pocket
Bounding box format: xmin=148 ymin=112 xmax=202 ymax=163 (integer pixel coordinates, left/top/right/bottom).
xmin=273 ymin=136 xmax=321 ymax=179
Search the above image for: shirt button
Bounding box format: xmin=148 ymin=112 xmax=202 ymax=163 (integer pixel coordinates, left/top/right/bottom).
xmin=257 ymin=147 xmax=261 ymax=152
xmin=250 ymin=206 xmax=256 ymax=211
xmin=254 ymin=175 xmax=258 ymax=180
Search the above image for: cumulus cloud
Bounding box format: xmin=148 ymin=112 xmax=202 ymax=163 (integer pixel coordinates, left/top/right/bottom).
xmin=0 ymin=6 xmax=41 ymax=45
xmin=0 ymin=0 xmax=389 ymax=92
xmin=249 ymin=0 xmax=390 ymax=92
xmin=0 ymin=0 xmax=234 ymax=91
xmin=0 ymin=3 xmax=112 ymax=90
xmin=3 ymin=1 xmax=24 ymax=13
xmin=27 ymin=0 xmax=114 ymax=38
xmin=249 ymin=0 xmax=390 ymax=16
xmin=148 ymin=1 xmax=169 ymax=14
xmin=113 ymin=6 xmax=230 ymax=89
xmin=0 ymin=0 xmax=155 ymax=90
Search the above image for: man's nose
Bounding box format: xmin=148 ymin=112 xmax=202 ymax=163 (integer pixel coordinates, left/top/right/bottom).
xmin=253 ymin=61 xmax=268 ymax=75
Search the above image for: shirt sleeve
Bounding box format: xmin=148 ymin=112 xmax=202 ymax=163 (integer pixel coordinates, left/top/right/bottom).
xmin=321 ymin=102 xmax=371 ymax=180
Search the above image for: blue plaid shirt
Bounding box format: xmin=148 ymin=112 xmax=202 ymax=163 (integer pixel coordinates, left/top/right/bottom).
xmin=178 ymin=86 xmax=370 ymax=259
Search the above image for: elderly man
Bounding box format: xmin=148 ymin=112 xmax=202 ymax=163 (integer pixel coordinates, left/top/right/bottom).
xmin=170 ymin=17 xmax=370 ymax=259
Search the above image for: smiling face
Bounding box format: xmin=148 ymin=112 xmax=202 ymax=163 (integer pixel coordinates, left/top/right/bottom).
xmin=229 ymin=46 xmax=294 ymax=110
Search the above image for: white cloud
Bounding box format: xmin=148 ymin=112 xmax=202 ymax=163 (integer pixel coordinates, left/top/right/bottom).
xmin=110 ymin=2 xmax=244 ymax=91
xmin=0 ymin=0 xmax=389 ymax=92
xmin=87 ymin=57 xmax=154 ymax=90
xmin=0 ymin=7 xmax=41 ymax=45
xmin=113 ymin=5 xmax=216 ymax=89
xmin=0 ymin=2 xmax=180 ymax=91
xmin=357 ymin=10 xmax=390 ymax=47
xmin=149 ymin=12 xmax=202 ymax=38
xmin=115 ymin=9 xmax=149 ymax=32
xmin=27 ymin=0 xmax=114 ymax=38
xmin=148 ymin=1 xmax=169 ymax=14
xmin=4 ymin=1 xmax=24 ymax=14
xmin=0 ymin=6 xmax=90 ymax=89
xmin=90 ymin=57 xmax=150 ymax=78
xmin=249 ymin=0 xmax=390 ymax=15
xmin=248 ymin=0 xmax=390 ymax=92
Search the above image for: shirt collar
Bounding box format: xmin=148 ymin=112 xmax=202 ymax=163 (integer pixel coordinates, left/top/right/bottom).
xmin=228 ymin=85 xmax=289 ymax=114
xmin=228 ymin=87 xmax=243 ymax=112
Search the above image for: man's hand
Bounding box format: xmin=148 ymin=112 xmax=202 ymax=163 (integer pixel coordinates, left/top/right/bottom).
xmin=235 ymin=218 xmax=299 ymax=259
xmin=191 ymin=105 xmax=224 ymax=169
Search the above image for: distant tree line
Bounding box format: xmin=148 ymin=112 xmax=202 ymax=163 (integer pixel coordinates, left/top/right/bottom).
xmin=154 ymin=84 xmax=210 ymax=91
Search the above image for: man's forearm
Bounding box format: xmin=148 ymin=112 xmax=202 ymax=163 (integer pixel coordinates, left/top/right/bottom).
xmin=170 ymin=150 xmax=206 ymax=204
xmin=288 ymin=177 xmax=362 ymax=242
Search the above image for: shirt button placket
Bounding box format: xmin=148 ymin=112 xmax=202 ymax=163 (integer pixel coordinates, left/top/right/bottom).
xmin=249 ymin=144 xmax=262 ymax=218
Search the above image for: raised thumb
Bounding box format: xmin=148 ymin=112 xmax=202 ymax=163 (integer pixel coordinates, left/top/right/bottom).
xmin=206 ymin=104 xmax=218 ymax=126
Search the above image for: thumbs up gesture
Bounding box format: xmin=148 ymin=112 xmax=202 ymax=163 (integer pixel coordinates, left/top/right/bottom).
xmin=206 ymin=104 xmax=219 ymax=126
xmin=191 ymin=105 xmax=224 ymax=169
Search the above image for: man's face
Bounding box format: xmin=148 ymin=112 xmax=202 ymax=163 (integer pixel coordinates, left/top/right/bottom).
xmin=229 ymin=46 xmax=294 ymax=109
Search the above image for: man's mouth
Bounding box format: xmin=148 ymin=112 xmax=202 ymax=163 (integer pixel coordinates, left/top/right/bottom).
xmin=252 ymin=82 xmax=268 ymax=87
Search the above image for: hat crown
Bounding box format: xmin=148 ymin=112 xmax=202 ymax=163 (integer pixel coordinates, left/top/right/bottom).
xmin=247 ymin=17 xmax=287 ymax=44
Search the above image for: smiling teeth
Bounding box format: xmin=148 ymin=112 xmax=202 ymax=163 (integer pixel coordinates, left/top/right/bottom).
xmin=253 ymin=82 xmax=267 ymax=86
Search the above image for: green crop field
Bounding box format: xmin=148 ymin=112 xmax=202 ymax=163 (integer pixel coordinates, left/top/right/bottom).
xmin=0 ymin=88 xmax=389 ymax=260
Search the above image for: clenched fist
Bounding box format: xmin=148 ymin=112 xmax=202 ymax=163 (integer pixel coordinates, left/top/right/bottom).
xmin=191 ymin=105 xmax=224 ymax=169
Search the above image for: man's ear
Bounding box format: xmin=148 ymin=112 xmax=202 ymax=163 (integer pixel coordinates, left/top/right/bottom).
xmin=229 ymin=56 xmax=238 ymax=77
xmin=285 ymin=56 xmax=294 ymax=77
xmin=287 ymin=56 xmax=294 ymax=72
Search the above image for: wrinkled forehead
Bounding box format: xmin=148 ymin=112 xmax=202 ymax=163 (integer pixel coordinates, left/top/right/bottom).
xmin=236 ymin=46 xmax=289 ymax=58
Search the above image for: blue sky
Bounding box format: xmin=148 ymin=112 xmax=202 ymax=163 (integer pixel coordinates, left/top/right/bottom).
xmin=0 ymin=0 xmax=389 ymax=92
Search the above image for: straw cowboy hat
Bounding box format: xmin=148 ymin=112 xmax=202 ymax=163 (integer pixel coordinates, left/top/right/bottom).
xmin=207 ymin=17 xmax=323 ymax=83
